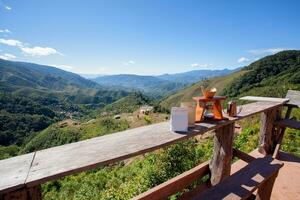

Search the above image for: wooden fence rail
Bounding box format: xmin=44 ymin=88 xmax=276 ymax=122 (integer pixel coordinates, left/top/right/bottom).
xmin=0 ymin=101 xmax=284 ymax=199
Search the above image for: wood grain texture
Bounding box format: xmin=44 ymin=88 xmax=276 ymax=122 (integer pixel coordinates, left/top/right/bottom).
xmin=0 ymin=101 xmax=284 ymax=192
xmin=192 ymin=156 xmax=283 ymax=200
xmin=256 ymin=172 xmax=278 ymax=200
xmin=1 ymin=185 xmax=42 ymax=200
xmin=233 ymin=148 xmax=255 ymax=163
xmin=209 ymin=123 xmax=235 ymax=186
xmin=275 ymin=119 xmax=300 ymax=130
xmin=259 ymin=107 xmax=281 ymax=155
xmin=0 ymin=153 xmax=35 ymax=194
xmin=132 ymin=161 xmax=209 ymax=200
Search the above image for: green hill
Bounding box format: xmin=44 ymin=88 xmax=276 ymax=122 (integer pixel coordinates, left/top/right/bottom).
xmin=160 ymin=70 xmax=248 ymax=109
xmin=0 ymin=59 xmax=98 ymax=91
xmin=99 ymin=92 xmax=151 ymax=115
xmin=0 ymin=59 xmax=130 ymax=149
xmin=223 ymin=50 xmax=300 ymax=98
xmin=160 ymin=50 xmax=300 ymax=109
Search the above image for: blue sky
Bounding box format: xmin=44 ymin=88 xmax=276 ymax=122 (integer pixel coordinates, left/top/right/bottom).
xmin=0 ymin=0 xmax=299 ymax=75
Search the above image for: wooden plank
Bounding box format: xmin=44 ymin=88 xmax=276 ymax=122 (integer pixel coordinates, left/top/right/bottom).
xmin=275 ymin=119 xmax=300 ymax=130
xmin=192 ymin=156 xmax=283 ymax=200
xmin=256 ymin=172 xmax=279 ymax=200
xmin=2 ymin=185 xmax=42 ymax=200
xmin=24 ymin=102 xmax=283 ymax=187
xmin=0 ymin=101 xmax=283 ymax=192
xmin=240 ymin=96 xmax=289 ymax=103
xmin=132 ymin=161 xmax=210 ymax=200
xmin=0 ymin=153 xmax=35 ymax=194
xmin=209 ymin=123 xmax=235 ymax=186
xmin=285 ymin=90 xmax=300 ymax=107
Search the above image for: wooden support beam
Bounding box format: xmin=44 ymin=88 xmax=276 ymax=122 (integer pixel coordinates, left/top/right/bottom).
xmin=275 ymin=118 xmax=300 ymax=130
xmin=132 ymin=161 xmax=210 ymax=200
xmin=0 ymin=101 xmax=284 ymax=195
xmin=256 ymin=172 xmax=279 ymax=200
xmin=259 ymin=107 xmax=281 ymax=155
xmin=233 ymin=148 xmax=255 ymax=163
xmin=1 ymin=185 xmax=41 ymax=200
xmin=209 ymin=122 xmax=235 ymax=186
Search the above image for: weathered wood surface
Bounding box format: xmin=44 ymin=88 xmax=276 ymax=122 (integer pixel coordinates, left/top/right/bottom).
xmin=240 ymin=96 xmax=289 ymax=103
xmin=1 ymin=185 xmax=42 ymax=200
xmin=285 ymin=90 xmax=300 ymax=107
xmin=209 ymin=123 xmax=235 ymax=186
xmin=0 ymin=101 xmax=283 ymax=192
xmin=233 ymin=148 xmax=255 ymax=163
xmin=192 ymin=156 xmax=283 ymax=200
xmin=132 ymin=161 xmax=210 ymax=200
xmin=259 ymin=107 xmax=281 ymax=155
xmin=256 ymin=172 xmax=279 ymax=200
xmin=273 ymin=118 xmax=300 ymax=158
xmin=0 ymin=153 xmax=35 ymax=194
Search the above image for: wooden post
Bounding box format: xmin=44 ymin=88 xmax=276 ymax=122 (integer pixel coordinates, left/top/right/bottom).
xmin=255 ymin=172 xmax=279 ymax=200
xmin=259 ymin=107 xmax=281 ymax=155
xmin=209 ymin=122 xmax=235 ymax=186
xmin=1 ymin=185 xmax=42 ymax=200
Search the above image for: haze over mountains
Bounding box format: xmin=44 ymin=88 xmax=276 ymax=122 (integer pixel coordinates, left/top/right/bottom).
xmin=1 ymin=50 xmax=299 ymax=149
xmin=91 ymin=68 xmax=236 ymax=97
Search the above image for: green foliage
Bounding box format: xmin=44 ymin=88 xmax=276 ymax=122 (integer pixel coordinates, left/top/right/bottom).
xmin=0 ymin=145 xmax=19 ymax=160
xmin=223 ymin=50 xmax=300 ymax=98
xmin=0 ymin=59 xmax=130 ymax=149
xmin=234 ymin=125 xmax=260 ymax=153
xmin=143 ymin=116 xmax=152 ymax=124
xmin=22 ymin=117 xmax=130 ymax=153
xmin=80 ymin=118 xmax=130 ymax=140
xmin=21 ymin=125 xmax=82 ymax=153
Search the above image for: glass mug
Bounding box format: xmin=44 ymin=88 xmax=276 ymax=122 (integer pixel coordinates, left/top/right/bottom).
xmin=180 ymin=102 xmax=196 ymax=127
xmin=223 ymin=101 xmax=242 ymax=117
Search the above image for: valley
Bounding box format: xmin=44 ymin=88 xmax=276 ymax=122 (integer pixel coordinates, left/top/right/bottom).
xmin=0 ymin=50 xmax=300 ymax=200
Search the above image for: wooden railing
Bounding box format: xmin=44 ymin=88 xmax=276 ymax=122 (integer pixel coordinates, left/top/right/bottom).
xmin=0 ymin=101 xmax=284 ymax=200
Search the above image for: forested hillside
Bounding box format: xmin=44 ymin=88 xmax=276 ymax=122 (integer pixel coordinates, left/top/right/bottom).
xmin=92 ymin=69 xmax=236 ymax=98
xmin=93 ymin=74 xmax=187 ymax=98
xmin=0 ymin=59 xmax=98 ymax=91
xmin=1 ymin=51 xmax=300 ymax=199
xmin=223 ymin=50 xmax=300 ymax=98
xmin=0 ymin=59 xmax=131 ymax=158
xmin=160 ymin=50 xmax=300 ymax=110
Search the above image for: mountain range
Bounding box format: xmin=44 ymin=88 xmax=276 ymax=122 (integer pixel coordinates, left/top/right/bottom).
xmin=91 ymin=69 xmax=236 ymax=98
xmin=160 ymin=50 xmax=300 ymax=109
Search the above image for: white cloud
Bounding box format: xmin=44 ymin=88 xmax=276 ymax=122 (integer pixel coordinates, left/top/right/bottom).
xmin=0 ymin=29 xmax=10 ymax=33
xmin=0 ymin=38 xmax=62 ymax=57
xmin=0 ymin=39 xmax=23 ymax=47
xmin=247 ymin=48 xmax=290 ymax=55
xmin=191 ymin=63 xmax=199 ymax=67
xmin=190 ymin=63 xmax=213 ymax=69
xmin=237 ymin=57 xmax=249 ymax=63
xmin=21 ymin=46 xmax=62 ymax=57
xmin=123 ymin=60 xmax=135 ymax=66
xmin=5 ymin=6 xmax=11 ymax=10
xmin=50 ymin=64 xmax=75 ymax=71
xmin=0 ymin=53 xmax=16 ymax=60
